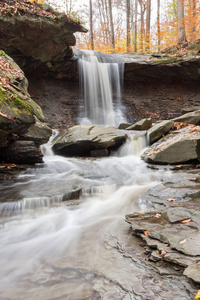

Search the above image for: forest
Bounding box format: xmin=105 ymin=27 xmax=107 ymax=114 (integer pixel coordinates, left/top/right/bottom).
xmin=32 ymin=0 xmax=200 ymax=53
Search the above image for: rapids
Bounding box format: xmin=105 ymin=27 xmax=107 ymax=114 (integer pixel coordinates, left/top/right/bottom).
xmin=0 ymin=133 xmax=193 ymax=300
xmin=0 ymin=52 xmax=195 ymax=300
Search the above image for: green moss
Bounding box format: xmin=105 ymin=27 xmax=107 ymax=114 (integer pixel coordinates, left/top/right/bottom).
xmin=153 ymin=57 xmax=179 ymax=65
xmin=0 ymin=50 xmax=9 ymax=59
xmin=0 ymin=86 xmax=32 ymax=114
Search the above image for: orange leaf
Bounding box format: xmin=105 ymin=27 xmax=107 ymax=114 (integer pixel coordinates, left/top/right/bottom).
xmin=144 ymin=230 xmax=149 ymax=236
xmin=167 ymin=198 xmax=176 ymax=202
xmin=139 ymin=213 xmax=145 ymax=215
xmin=181 ymin=219 xmax=191 ymax=224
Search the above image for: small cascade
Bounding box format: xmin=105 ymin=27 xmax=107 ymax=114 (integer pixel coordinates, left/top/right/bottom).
xmin=40 ymin=129 xmax=59 ymax=156
xmin=118 ymin=131 xmax=147 ymax=157
xmin=77 ymin=50 xmax=126 ymax=126
xmin=0 ymin=195 xmax=63 ymax=216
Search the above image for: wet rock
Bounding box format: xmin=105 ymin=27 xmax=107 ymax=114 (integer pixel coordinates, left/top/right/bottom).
xmin=52 ymin=125 xmax=127 ymax=157
xmin=19 ymin=117 xmax=52 ymax=147
xmin=90 ymin=148 xmax=109 ymax=157
xmin=182 ymin=107 xmax=200 ymax=115
xmin=62 ymin=188 xmax=82 ymax=201
xmin=162 ymin=207 xmax=192 ymax=223
xmin=126 ymin=118 xmax=152 ymax=131
xmin=118 ymin=123 xmax=132 ymax=130
xmin=141 ymin=125 xmax=200 ymax=164
xmin=147 ymin=120 xmax=174 ymax=144
xmin=0 ymin=140 xmax=43 ymax=164
xmin=126 ymin=205 xmax=200 ymax=256
xmin=173 ymin=110 xmax=200 ymax=125
xmin=184 ymin=263 xmax=200 ymax=284
xmin=0 ymin=51 xmax=51 ymax=163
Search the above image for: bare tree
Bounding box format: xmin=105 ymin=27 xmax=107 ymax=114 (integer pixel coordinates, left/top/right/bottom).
xmin=134 ymin=0 xmax=137 ymax=52
xmin=126 ymin=0 xmax=131 ymax=52
xmin=138 ymin=0 xmax=146 ymax=52
xmin=108 ymin=0 xmax=115 ymax=52
xmin=90 ymin=0 xmax=94 ymax=50
xmin=157 ymin=0 xmax=161 ymax=51
xmin=177 ymin=0 xmax=187 ymax=43
xmin=146 ymin=0 xmax=151 ymax=51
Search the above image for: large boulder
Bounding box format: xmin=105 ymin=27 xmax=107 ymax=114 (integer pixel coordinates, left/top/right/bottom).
xmin=181 ymin=106 xmax=200 ymax=115
xmin=0 ymin=51 xmax=51 ymax=163
xmin=141 ymin=125 xmax=200 ymax=164
xmin=172 ymin=110 xmax=200 ymax=125
xmin=126 ymin=118 xmax=152 ymax=131
xmin=0 ymin=140 xmax=43 ymax=164
xmin=0 ymin=0 xmax=87 ymax=78
xmin=19 ymin=117 xmax=52 ymax=147
xmin=147 ymin=120 xmax=174 ymax=144
xmin=52 ymin=125 xmax=127 ymax=157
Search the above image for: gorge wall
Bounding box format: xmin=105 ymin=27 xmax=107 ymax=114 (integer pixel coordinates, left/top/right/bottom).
xmin=1 ymin=0 xmax=200 ymax=131
xmin=28 ymin=71 xmax=200 ymax=129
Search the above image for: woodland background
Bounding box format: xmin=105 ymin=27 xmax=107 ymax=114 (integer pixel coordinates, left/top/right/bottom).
xmin=24 ymin=0 xmax=200 ymax=53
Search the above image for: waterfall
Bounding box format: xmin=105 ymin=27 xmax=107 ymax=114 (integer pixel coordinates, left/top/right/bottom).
xmin=118 ymin=131 xmax=147 ymax=157
xmin=77 ymin=50 xmax=126 ymax=126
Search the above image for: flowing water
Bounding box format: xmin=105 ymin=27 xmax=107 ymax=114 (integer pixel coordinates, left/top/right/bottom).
xmin=0 ymin=53 xmax=195 ymax=299
xmin=77 ymin=50 xmax=126 ymax=126
xmin=0 ymin=135 xmax=194 ymax=300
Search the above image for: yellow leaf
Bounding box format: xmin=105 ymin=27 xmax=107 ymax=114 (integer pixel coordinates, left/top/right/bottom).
xmin=152 ymin=213 xmax=161 ymax=218
xmin=181 ymin=219 xmax=192 ymax=224
xmin=194 ymin=290 xmax=200 ymax=300
xmin=179 ymin=239 xmax=187 ymax=244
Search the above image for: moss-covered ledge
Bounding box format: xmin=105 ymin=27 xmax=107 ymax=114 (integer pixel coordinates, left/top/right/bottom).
xmin=0 ymin=50 xmax=52 ymax=163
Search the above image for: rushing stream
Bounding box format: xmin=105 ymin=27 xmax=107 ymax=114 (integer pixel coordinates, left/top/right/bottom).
xmin=0 ymin=52 xmax=195 ymax=299
xmin=0 ymin=136 xmax=194 ymax=300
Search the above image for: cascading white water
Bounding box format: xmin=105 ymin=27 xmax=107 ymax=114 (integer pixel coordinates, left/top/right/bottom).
xmin=78 ymin=50 xmax=126 ymax=126
xmin=0 ymin=49 xmax=187 ymax=299
xmin=0 ymin=129 xmax=181 ymax=299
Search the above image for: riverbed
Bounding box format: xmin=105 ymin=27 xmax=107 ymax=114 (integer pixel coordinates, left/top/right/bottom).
xmin=0 ymin=134 xmax=197 ymax=300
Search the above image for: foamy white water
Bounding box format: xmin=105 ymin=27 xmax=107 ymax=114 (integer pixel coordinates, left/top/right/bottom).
xmin=0 ymin=133 xmax=173 ymax=299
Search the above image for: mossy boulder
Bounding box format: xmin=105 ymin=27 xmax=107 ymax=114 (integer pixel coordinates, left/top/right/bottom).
xmin=0 ymin=50 xmax=51 ymax=163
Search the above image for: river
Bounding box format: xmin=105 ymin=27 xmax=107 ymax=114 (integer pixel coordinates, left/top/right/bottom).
xmin=0 ymin=133 xmax=195 ymax=299
xmin=0 ymin=51 xmax=195 ymax=299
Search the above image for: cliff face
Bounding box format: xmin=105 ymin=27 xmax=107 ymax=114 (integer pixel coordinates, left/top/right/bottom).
xmin=0 ymin=0 xmax=87 ymax=78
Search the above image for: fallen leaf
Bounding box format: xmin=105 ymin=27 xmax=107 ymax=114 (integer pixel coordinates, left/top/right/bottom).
xmin=181 ymin=219 xmax=192 ymax=224
xmin=152 ymin=213 xmax=161 ymax=218
xmin=179 ymin=239 xmax=187 ymax=244
xmin=195 ymin=290 xmax=200 ymax=300
xmin=160 ymin=250 xmax=167 ymax=256
xmin=139 ymin=213 xmax=145 ymax=215
xmin=167 ymin=198 xmax=176 ymax=202
xmin=144 ymin=230 xmax=149 ymax=236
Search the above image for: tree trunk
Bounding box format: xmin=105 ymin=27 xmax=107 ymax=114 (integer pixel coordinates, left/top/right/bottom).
xmin=126 ymin=0 xmax=130 ymax=52
xmin=108 ymin=0 xmax=115 ymax=52
xmin=191 ymin=0 xmax=196 ymax=41
xmin=146 ymin=0 xmax=151 ymax=52
xmin=90 ymin=0 xmax=94 ymax=50
xmin=138 ymin=0 xmax=145 ymax=52
xmin=157 ymin=0 xmax=160 ymax=51
xmin=177 ymin=0 xmax=187 ymax=44
xmin=134 ymin=0 xmax=137 ymax=52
